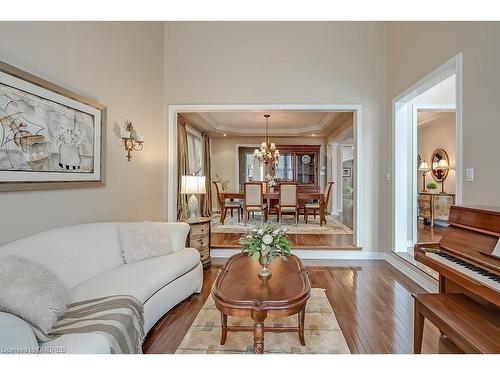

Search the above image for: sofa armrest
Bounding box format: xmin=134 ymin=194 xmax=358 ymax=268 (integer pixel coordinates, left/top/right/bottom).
xmin=0 ymin=312 xmax=39 ymax=354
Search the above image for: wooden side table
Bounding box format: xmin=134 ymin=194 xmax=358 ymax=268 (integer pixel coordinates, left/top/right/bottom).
xmin=182 ymin=217 xmax=211 ymax=269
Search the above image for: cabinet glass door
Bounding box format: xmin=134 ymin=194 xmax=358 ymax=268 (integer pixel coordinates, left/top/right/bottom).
xmin=275 ymin=153 xmax=293 ymax=182
xmin=295 ymin=153 xmax=316 ymax=184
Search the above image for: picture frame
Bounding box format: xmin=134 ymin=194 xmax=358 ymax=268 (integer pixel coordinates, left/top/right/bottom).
xmin=0 ymin=61 xmax=106 ymax=191
xmin=342 ymin=167 xmax=351 ymax=177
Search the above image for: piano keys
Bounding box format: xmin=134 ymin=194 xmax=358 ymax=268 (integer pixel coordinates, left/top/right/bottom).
xmin=421 ymin=248 xmax=500 ymax=292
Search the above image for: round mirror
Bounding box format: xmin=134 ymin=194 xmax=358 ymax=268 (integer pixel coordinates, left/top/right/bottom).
xmin=430 ymin=148 xmax=450 ymax=182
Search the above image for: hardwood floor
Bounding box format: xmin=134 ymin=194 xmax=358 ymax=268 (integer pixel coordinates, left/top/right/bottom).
xmin=143 ymin=260 xmax=460 ymax=354
xmin=417 ymin=220 xmax=447 ymax=243
xmin=211 ymin=232 xmax=357 ymax=249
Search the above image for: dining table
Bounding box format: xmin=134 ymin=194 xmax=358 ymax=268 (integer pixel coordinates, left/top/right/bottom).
xmin=220 ymin=191 xmax=326 ymax=225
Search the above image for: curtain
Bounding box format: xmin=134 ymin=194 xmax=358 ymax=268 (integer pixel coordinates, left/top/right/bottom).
xmin=201 ymin=134 xmax=212 ymax=216
xmin=177 ymin=116 xmax=190 ymax=220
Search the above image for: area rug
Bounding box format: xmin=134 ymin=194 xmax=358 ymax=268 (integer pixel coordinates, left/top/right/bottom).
xmin=175 ymin=288 xmax=351 ymax=354
xmin=211 ymin=214 xmax=353 ymax=235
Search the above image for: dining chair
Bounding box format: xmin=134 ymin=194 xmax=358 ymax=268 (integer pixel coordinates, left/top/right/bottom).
xmin=213 ymin=181 xmax=242 ymax=224
xmin=304 ymin=181 xmax=334 ymax=226
xmin=243 ymin=182 xmax=268 ymax=225
xmin=277 ymin=182 xmax=299 ymax=224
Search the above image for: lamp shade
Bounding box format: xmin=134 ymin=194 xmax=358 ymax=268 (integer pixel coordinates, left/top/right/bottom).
xmin=181 ymin=175 xmax=206 ymax=194
xmin=418 ymin=161 xmax=430 ymax=171
xmin=436 ymin=159 xmax=449 ymax=170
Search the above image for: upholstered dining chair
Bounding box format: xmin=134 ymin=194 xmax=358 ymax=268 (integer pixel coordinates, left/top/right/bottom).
xmin=276 ymin=182 xmax=299 ymax=224
xmin=213 ymin=181 xmax=242 ymax=224
xmin=304 ymin=181 xmax=334 ymax=226
xmin=243 ymin=182 xmax=268 ymax=225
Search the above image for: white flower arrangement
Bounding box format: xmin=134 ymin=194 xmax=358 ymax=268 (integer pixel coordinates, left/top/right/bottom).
xmin=239 ymin=223 xmax=291 ymax=261
xmin=265 ymin=173 xmax=281 ymax=187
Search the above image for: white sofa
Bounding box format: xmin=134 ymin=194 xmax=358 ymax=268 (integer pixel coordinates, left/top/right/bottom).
xmin=0 ymin=222 xmax=203 ymax=354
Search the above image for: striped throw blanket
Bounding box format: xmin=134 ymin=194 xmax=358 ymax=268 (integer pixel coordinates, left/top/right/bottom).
xmin=35 ymin=295 xmax=144 ymax=354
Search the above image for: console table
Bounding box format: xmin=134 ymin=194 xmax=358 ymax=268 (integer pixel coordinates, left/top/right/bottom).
xmin=418 ymin=192 xmax=455 ymax=227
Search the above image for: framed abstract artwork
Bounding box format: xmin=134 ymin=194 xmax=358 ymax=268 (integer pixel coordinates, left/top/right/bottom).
xmin=0 ymin=61 xmax=106 ymax=191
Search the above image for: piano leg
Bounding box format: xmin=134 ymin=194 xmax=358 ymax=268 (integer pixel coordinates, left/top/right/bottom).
xmin=414 ymin=300 xmax=425 ymax=354
xmin=438 ymin=275 xmax=447 ymax=337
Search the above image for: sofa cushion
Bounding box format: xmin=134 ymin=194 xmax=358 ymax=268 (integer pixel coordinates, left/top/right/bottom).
xmin=0 ymin=255 xmax=68 ymax=334
xmin=69 ymin=248 xmax=201 ymax=304
xmin=117 ymin=222 xmax=174 ymax=264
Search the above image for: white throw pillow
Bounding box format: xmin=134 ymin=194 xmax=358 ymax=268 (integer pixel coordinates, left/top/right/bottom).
xmin=0 ymin=255 xmax=68 ymax=334
xmin=117 ymin=222 xmax=175 ymax=264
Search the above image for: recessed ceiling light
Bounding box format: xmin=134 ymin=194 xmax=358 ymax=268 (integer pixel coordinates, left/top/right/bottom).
xmin=312 ymin=134 xmax=316 ymax=137
xmin=223 ymin=133 xmax=227 ymax=137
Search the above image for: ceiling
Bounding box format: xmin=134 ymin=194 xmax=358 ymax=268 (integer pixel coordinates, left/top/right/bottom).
xmin=417 ymin=111 xmax=455 ymax=127
xmin=181 ymin=111 xmax=353 ymax=138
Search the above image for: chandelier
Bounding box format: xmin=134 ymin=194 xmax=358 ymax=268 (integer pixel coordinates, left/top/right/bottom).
xmin=254 ymin=114 xmax=280 ymax=165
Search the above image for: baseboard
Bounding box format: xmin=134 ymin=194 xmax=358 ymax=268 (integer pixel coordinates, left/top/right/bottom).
xmin=384 ymin=252 xmax=438 ymax=292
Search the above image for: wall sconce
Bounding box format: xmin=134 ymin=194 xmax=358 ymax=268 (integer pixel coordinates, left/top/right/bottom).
xmin=121 ymin=120 xmax=144 ymax=161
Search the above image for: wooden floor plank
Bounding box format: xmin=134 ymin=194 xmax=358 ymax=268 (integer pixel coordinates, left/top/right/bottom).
xmin=143 ymin=259 xmax=461 ymax=354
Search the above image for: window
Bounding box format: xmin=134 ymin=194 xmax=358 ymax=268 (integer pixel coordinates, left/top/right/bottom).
xmin=238 ymin=147 xmax=265 ymax=191
xmin=186 ymin=127 xmax=203 ymax=175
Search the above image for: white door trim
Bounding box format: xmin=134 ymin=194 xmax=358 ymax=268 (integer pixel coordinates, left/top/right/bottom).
xmin=166 ymin=104 xmax=364 ymax=248
xmin=391 ymin=53 xmax=463 ymax=252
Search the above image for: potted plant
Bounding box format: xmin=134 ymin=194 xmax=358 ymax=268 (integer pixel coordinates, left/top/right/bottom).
xmin=426 ymin=181 xmax=438 ymax=192
xmin=239 ymin=223 xmax=291 ymax=278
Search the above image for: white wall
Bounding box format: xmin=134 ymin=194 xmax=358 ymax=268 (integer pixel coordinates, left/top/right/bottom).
xmin=166 ymin=22 xmax=388 ymax=251
xmin=0 ymin=22 xmax=165 ymax=244
xmin=388 ymin=22 xmax=500 ymax=209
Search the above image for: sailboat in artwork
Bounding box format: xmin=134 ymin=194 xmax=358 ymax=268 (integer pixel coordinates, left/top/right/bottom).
xmin=0 ymin=114 xmax=49 ymax=170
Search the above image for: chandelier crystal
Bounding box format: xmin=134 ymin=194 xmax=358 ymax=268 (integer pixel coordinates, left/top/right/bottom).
xmin=254 ymin=114 xmax=280 ymax=165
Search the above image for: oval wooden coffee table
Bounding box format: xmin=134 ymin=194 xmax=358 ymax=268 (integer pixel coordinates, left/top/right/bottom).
xmin=211 ymin=253 xmax=311 ymax=354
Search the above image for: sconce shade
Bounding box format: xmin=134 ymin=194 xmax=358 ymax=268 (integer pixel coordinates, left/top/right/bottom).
xmin=181 ymin=175 xmax=206 ymax=194
xmin=418 ymin=161 xmax=430 ymax=171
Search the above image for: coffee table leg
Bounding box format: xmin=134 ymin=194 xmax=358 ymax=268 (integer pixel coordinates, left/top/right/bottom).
xmin=298 ymin=308 xmax=306 ymax=346
xmin=254 ymin=322 xmax=264 ymax=354
xmin=220 ymin=313 xmax=227 ymax=345
xmin=251 ymin=311 xmax=266 ymax=354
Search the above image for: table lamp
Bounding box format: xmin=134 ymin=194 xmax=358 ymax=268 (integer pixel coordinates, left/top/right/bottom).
xmin=418 ymin=161 xmax=431 ymax=192
xmin=434 ymin=159 xmax=450 ymax=194
xmin=181 ymin=175 xmax=206 ymax=222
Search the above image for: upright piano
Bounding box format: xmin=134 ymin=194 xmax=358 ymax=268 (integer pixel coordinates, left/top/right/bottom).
xmin=415 ymin=205 xmax=500 ymax=307
xmin=413 ymin=205 xmax=500 ymax=353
